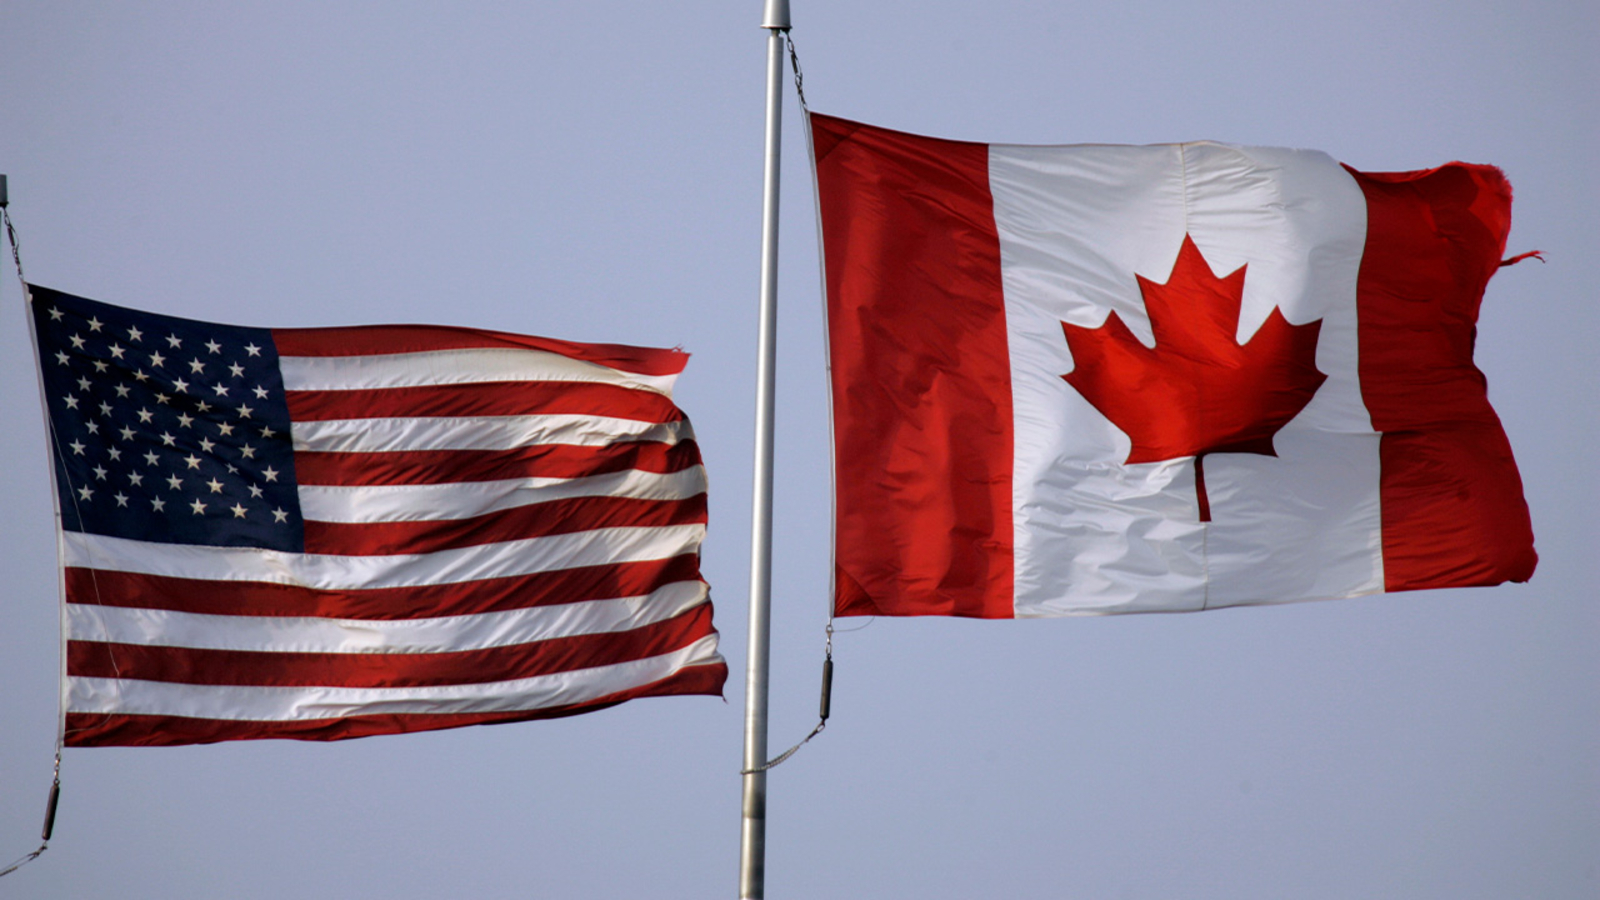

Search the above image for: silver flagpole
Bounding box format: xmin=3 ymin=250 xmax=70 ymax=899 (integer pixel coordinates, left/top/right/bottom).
xmin=740 ymin=0 xmax=789 ymax=897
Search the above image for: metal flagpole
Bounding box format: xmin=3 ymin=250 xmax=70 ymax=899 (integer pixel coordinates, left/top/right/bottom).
xmin=740 ymin=0 xmax=789 ymax=897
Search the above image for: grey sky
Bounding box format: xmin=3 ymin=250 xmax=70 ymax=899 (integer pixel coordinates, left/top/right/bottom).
xmin=1 ymin=2 xmax=1595 ymax=897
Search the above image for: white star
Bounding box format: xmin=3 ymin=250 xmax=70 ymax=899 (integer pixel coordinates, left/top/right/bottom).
xmin=226 ymin=463 xmax=238 ymax=474
xmin=151 ymin=497 xmax=165 ymax=512
xmin=262 ymin=466 xmax=279 ymax=482
xmin=173 ymin=378 xmax=190 ymax=393
xmin=68 ymin=439 xmax=85 ymax=455
xmin=252 ymin=385 xmax=269 ymax=399
xmin=77 ymin=485 xmax=94 ymax=501
xmin=166 ymin=334 xmax=183 ymax=349
xmin=86 ymin=317 xmax=103 ymax=332
xmin=114 ymin=384 xmax=131 ymax=398
xmin=176 ymin=413 xmax=194 ymax=428
xmin=114 ymin=493 xmax=129 ymax=508
xmin=92 ymin=360 xmax=108 ymax=373
xmin=217 ymin=422 xmax=235 ymax=437
xmin=107 ymin=447 xmax=122 ymax=462
xmin=205 ymin=339 xmax=222 ymax=355
xmin=183 ymin=454 xmax=201 ymax=470
xmin=137 ymin=408 xmax=154 ymax=423
xmin=98 ymin=401 xmax=112 ymax=416
xmin=155 ymin=392 xmax=171 ymax=405
xmin=76 ymin=376 xmax=91 ymax=391
xmin=69 ymin=334 xmax=86 ymax=349
xmin=166 ymin=474 xmax=183 ymax=490
xmin=143 ymin=451 xmax=159 ymax=466
xmin=206 ymin=478 xmax=224 ymax=493
xmin=230 ymin=503 xmax=247 ymax=519
xmin=188 ymin=359 xmax=206 ymax=374
xmin=228 ymin=363 xmax=244 ymax=378
xmin=149 ymin=351 xmax=166 ymax=368
xmin=244 ymin=343 xmax=262 ymax=357
xmin=62 ymin=395 xmax=79 ymax=410
xmin=258 ymin=426 xmax=274 ymax=439
xmin=247 ymin=484 xmax=263 ymax=499
xmin=238 ymin=404 xmax=254 ymax=419
xmin=159 ymin=431 xmax=176 ymax=446
xmin=92 ymin=465 xmax=108 ymax=480
xmin=195 ymin=401 xmax=212 ymax=413
xmin=189 ymin=498 xmax=206 ymax=515
xmin=54 ymin=351 xmax=69 ymax=366
xmin=85 ymin=421 xmax=100 ymax=435
xmin=108 ymin=343 xmax=126 ymax=360
xmin=272 ymin=508 xmax=288 ymax=523
xmin=48 ymin=307 xmax=63 ymax=321
xmin=118 ymin=426 xmax=136 ymax=441
xmin=128 ymin=472 xmax=143 ymax=487
xmin=198 ymin=438 xmax=216 ymax=453
xmin=133 ymin=369 xmax=150 ymax=382
xmin=240 ymin=444 xmax=256 ymax=459
xmin=212 ymin=384 xmax=229 ymax=397
xmin=127 ymin=325 xmax=143 ymax=342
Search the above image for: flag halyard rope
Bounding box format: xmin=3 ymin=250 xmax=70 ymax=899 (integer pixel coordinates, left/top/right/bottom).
xmin=4 ymin=204 xmax=27 ymax=297
xmin=785 ymin=32 xmax=809 ymax=113
xmin=0 ymin=192 xmax=62 ymax=879
xmin=740 ymin=623 xmax=833 ymax=774
xmin=739 ymin=32 xmax=832 ymax=777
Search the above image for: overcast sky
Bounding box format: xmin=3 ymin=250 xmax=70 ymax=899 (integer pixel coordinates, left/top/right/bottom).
xmin=1 ymin=2 xmax=1595 ymax=898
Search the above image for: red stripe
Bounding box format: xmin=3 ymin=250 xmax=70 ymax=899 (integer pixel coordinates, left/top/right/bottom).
xmin=68 ymin=603 xmax=717 ymax=688
xmin=813 ymin=113 xmax=1015 ymax=619
xmin=1347 ymin=163 xmax=1537 ymax=591
xmin=65 ymin=555 xmax=702 ymax=619
xmin=271 ymin=324 xmax=688 ymax=376
xmin=302 ymin=494 xmax=707 ymax=556
xmin=292 ymin=440 xmax=702 ymax=486
xmin=63 ymin=663 xmax=728 ymax=747
xmin=285 ymin=381 xmax=684 ymax=423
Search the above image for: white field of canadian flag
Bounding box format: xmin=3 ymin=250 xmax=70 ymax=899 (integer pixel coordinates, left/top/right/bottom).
xmin=812 ymin=113 xmax=1537 ymax=619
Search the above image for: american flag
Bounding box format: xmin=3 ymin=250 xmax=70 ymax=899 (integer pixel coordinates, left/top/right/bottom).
xmin=29 ymin=285 xmax=725 ymax=747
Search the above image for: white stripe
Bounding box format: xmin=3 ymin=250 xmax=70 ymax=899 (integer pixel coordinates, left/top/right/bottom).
xmin=291 ymin=415 xmax=692 ymax=453
xmin=68 ymin=579 xmax=709 ymax=654
xmin=279 ymin=347 xmax=677 ymax=396
xmin=298 ymin=466 xmax=708 ymax=523
xmin=62 ymin=525 xmax=706 ymax=590
xmin=66 ymin=634 xmax=724 ymax=721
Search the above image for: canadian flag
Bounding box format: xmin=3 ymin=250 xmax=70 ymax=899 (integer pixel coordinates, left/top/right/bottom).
xmin=812 ymin=113 xmax=1536 ymax=618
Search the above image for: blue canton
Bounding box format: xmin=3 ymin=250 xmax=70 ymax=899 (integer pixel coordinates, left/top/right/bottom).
xmin=31 ymin=286 xmax=305 ymax=552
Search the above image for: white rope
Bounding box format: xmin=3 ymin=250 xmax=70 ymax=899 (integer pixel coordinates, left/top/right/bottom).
xmin=0 ymin=190 xmax=65 ymax=880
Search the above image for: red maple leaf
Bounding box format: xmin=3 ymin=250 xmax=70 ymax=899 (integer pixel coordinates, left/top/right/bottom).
xmin=1061 ymin=234 xmax=1326 ymax=520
